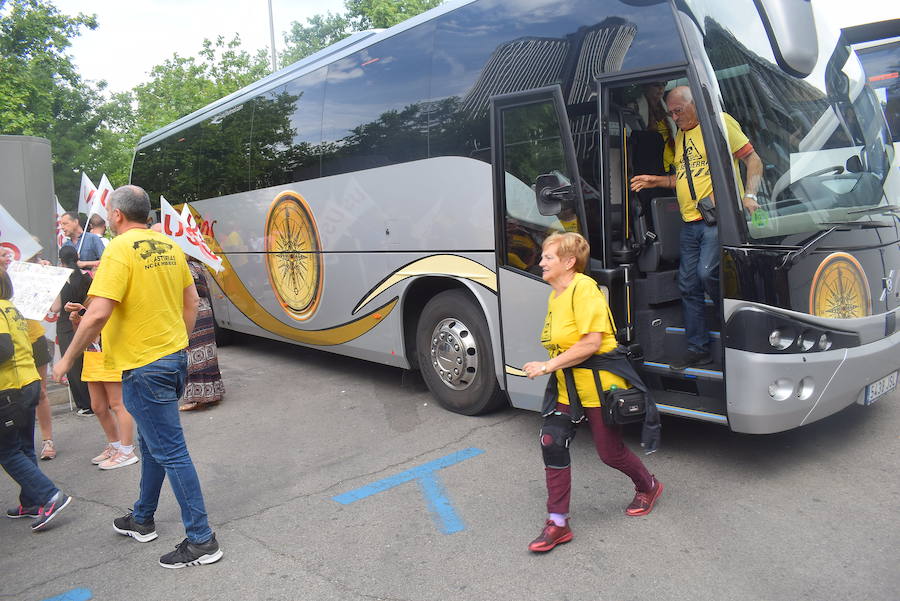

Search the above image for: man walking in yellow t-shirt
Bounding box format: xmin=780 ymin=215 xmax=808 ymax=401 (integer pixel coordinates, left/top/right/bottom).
xmin=53 ymin=185 xmax=223 ymax=569
xmin=630 ymin=86 xmax=762 ymax=369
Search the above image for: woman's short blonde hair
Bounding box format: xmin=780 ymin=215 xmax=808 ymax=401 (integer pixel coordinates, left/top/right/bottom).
xmin=542 ymin=231 xmax=590 ymax=272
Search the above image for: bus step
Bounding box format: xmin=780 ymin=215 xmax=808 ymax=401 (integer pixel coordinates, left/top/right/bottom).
xmin=662 ymin=327 xmax=722 ymax=368
xmin=641 ymin=360 xmax=723 ymax=381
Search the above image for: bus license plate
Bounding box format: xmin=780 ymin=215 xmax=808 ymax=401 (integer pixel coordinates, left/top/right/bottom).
xmin=863 ymin=371 xmax=898 ymax=406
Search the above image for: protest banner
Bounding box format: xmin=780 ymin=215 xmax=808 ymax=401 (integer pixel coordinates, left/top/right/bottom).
xmin=160 ymin=196 xmax=223 ymax=272
xmin=6 ymin=261 xmax=72 ymax=320
xmin=77 ymin=172 xmax=96 ymax=216
xmin=0 ymin=204 xmax=42 ymax=261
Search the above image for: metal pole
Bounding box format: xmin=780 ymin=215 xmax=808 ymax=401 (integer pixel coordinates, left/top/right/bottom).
xmin=268 ymin=0 xmax=278 ymax=72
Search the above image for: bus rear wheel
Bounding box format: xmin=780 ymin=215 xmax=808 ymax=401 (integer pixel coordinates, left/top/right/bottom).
xmin=416 ymin=290 xmax=505 ymax=415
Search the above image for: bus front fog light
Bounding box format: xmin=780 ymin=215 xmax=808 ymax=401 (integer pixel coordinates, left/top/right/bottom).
xmin=817 ymin=333 xmax=832 ymax=351
xmin=768 ymin=328 xmax=795 ymax=350
xmin=768 ymin=378 xmax=793 ymax=401
xmin=796 ymin=377 xmax=815 ymax=401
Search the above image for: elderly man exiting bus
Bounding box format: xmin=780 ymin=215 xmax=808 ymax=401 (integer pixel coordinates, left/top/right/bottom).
xmin=630 ymin=86 xmax=762 ymax=369
xmin=53 ymin=185 xmax=223 ymax=569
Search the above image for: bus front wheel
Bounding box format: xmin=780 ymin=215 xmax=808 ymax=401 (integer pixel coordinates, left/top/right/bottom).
xmin=415 ymin=290 xmax=505 ymax=415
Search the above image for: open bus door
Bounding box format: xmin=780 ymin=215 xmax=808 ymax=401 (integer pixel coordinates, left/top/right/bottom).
xmin=489 ymin=85 xmax=589 ymax=411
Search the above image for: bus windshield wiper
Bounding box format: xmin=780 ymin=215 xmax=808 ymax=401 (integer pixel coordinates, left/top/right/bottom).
xmin=781 ymin=220 xmax=892 ymax=268
xmin=846 ymin=205 xmax=900 ymax=216
xmin=815 ymin=220 xmax=892 ymax=228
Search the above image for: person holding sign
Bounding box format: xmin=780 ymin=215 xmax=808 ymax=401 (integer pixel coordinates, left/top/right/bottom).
xmin=53 ymin=185 xmax=222 ymax=569
xmin=51 ymin=246 xmax=94 ymax=415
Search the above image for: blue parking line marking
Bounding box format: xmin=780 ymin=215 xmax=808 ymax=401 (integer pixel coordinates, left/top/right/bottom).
xmin=417 ymin=472 xmax=465 ymax=534
xmin=333 ymin=447 xmax=484 ymax=534
xmin=41 ymin=589 xmax=92 ymax=601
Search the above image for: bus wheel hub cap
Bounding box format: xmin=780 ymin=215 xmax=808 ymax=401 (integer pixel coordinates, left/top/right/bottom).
xmin=430 ymin=318 xmax=478 ymax=390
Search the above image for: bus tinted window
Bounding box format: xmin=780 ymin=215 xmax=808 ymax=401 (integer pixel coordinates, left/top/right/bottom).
xmin=131 ymin=142 xmax=166 ymax=204
xmin=197 ymin=103 xmax=252 ymax=199
xmin=430 ymin=0 xmax=684 ymax=162
xmin=161 ymin=124 xmax=201 ymax=203
xmin=250 ymin=67 xmax=326 ymax=189
xmin=321 ymin=22 xmax=433 ymax=177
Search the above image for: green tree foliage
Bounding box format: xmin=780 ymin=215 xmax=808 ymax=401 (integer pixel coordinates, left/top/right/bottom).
xmin=131 ymin=34 xmax=270 ymax=141
xmin=281 ymin=0 xmax=443 ymax=66
xmin=280 ymin=12 xmax=350 ymax=67
xmin=345 ymin=0 xmax=443 ymax=30
xmin=0 ymin=0 xmax=106 ymax=206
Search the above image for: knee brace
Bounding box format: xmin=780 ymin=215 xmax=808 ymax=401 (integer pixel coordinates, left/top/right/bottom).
xmin=540 ymin=413 xmax=576 ymax=469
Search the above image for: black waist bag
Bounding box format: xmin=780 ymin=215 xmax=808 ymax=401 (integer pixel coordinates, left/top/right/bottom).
xmin=0 ymin=389 xmax=27 ymax=443
xmin=602 ymin=387 xmax=647 ymax=426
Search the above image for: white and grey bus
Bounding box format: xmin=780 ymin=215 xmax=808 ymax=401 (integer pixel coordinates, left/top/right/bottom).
xmin=131 ymin=0 xmax=900 ymax=433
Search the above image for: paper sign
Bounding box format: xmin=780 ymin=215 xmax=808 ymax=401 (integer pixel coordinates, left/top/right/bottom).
xmin=6 ymin=261 xmax=72 ymax=320
xmin=78 ymin=172 xmax=97 ymax=216
xmin=160 ymin=196 xmax=223 ymax=272
xmin=0 ymin=204 xmax=42 ymax=261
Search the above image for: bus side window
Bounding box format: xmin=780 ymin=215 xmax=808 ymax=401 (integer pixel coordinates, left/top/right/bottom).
xmin=500 ymin=100 xmax=579 ymax=275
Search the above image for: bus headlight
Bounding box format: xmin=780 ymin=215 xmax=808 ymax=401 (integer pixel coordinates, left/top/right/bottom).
xmin=768 ymin=328 xmax=794 ymax=350
xmin=726 ymin=307 xmax=860 ymax=354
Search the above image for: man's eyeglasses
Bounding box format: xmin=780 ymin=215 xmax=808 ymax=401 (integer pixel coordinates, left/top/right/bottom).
xmin=666 ymin=106 xmax=686 ymax=117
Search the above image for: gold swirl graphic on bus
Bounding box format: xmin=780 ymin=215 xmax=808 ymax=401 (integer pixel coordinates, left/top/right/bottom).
xmin=809 ymin=252 xmax=872 ymax=319
xmin=264 ymin=191 xmax=323 ymax=321
xmin=353 ymin=255 xmax=497 ymax=315
xmin=183 ymin=204 xmax=395 ymax=346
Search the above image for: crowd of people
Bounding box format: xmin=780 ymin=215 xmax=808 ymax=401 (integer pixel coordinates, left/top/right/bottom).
xmin=0 ymin=189 xmax=225 ymax=567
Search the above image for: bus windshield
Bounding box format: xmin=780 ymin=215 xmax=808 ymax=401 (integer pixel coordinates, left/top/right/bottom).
xmin=685 ymin=0 xmax=896 ymax=245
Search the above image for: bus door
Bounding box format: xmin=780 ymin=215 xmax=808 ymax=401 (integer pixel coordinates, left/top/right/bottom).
xmin=595 ymin=72 xmax=730 ymax=424
xmin=490 ymin=85 xmax=588 ymax=411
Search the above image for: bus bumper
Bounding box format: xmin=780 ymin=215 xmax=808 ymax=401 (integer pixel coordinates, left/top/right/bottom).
xmin=725 ymin=328 xmax=900 ymax=434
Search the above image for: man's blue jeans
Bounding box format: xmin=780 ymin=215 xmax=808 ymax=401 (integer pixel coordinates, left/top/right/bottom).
xmin=678 ymin=220 xmax=719 ymax=354
xmin=0 ymin=380 xmax=57 ymax=507
xmin=123 ymin=350 xmax=213 ymax=544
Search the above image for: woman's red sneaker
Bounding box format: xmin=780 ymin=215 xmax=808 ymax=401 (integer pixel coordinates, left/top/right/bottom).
xmin=528 ymin=519 xmax=573 ymax=552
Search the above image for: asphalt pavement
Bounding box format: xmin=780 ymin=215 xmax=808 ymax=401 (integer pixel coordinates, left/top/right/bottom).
xmin=2 ymin=335 xmax=898 ymax=601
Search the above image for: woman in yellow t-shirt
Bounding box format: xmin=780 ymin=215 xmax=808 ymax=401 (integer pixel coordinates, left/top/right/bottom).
xmin=0 ymin=270 xmax=72 ymax=529
xmin=67 ymin=301 xmax=136 ymax=471
xmin=522 ymin=232 xmax=662 ymax=553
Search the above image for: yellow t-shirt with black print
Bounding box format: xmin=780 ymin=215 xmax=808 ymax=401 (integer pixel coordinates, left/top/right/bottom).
xmin=673 ymin=112 xmax=753 ymax=222
xmin=0 ymin=300 xmax=40 ymax=390
xmin=88 ymin=228 xmax=193 ymax=372
xmin=540 ymin=273 xmax=627 ymax=407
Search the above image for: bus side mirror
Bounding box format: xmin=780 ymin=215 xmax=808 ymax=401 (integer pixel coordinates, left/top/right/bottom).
xmin=755 ymin=0 xmax=818 ymax=78
xmin=535 ymin=173 xmax=572 ymax=216
xmin=846 ymin=155 xmax=862 ymax=173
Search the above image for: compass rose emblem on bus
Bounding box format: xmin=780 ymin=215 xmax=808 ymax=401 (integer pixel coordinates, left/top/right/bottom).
xmin=809 ymin=252 xmax=872 ymax=319
xmin=264 ymin=191 xmax=323 ymax=321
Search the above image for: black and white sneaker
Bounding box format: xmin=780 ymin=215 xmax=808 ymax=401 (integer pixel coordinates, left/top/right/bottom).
xmin=31 ymin=493 xmax=72 ymax=531
xmin=159 ymin=534 xmax=223 ymax=568
xmin=6 ymin=504 xmax=41 ymax=519
xmin=113 ymin=513 xmax=158 ymax=542
xmin=75 ymin=408 xmax=94 ymax=416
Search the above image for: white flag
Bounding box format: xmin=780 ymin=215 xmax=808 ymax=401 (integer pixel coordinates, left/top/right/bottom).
xmin=77 ymin=172 xmax=97 ymax=216
xmin=55 ymin=198 xmax=67 ymax=249
xmin=0 ymin=204 xmax=42 ymax=262
xmin=159 ymin=196 xmax=223 ymax=272
xmin=87 ymin=173 xmax=114 ymax=222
